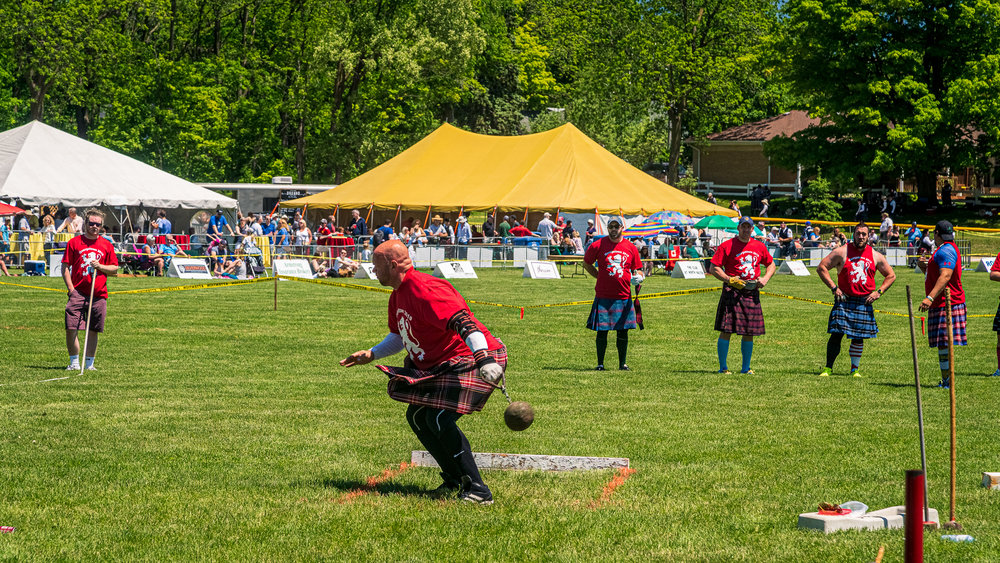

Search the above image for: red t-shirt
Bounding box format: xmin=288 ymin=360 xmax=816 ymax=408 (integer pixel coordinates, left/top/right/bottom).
xmin=62 ymin=235 xmax=119 ymax=299
xmin=991 ymin=252 xmax=1000 ymax=275
xmin=584 ymin=237 xmax=642 ymax=299
xmin=925 ymin=242 xmax=964 ymax=307
xmin=509 ymin=225 xmax=533 ymax=237
xmin=838 ymin=244 xmax=877 ymax=297
xmin=387 ymin=270 xmax=501 ymax=370
xmin=710 ymin=237 xmax=772 ymax=281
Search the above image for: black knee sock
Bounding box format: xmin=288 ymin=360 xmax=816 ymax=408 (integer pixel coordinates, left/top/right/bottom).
xmin=406 ymin=405 xmax=462 ymax=481
xmin=616 ymin=329 xmax=629 ymax=367
xmin=596 ymin=331 xmax=608 ymax=366
xmin=826 ymin=333 xmax=844 ymax=368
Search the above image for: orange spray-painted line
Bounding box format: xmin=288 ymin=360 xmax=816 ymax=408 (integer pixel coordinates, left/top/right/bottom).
xmin=589 ymin=467 xmax=636 ymax=508
xmin=337 ymin=461 xmax=414 ymax=503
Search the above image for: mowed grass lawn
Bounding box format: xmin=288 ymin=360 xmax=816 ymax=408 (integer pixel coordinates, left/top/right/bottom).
xmin=2 ymin=265 xmax=1000 ymax=561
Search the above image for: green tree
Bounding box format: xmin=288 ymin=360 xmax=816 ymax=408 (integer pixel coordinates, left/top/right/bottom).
xmin=801 ymin=174 xmax=841 ymax=222
xmin=567 ymin=0 xmax=781 ymax=184
xmin=770 ymin=0 xmax=1000 ymax=203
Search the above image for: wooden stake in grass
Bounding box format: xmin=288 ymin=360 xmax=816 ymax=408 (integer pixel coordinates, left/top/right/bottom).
xmin=273 ymin=272 xmax=278 ymax=311
xmin=942 ymin=293 xmax=961 ymax=531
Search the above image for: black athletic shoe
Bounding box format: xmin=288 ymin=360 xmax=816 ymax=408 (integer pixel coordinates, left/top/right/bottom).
xmin=459 ymin=476 xmax=493 ymax=505
xmin=937 ymin=378 xmax=951 ymax=389
xmin=594 ymin=365 xmax=606 ymax=371
xmin=619 ymin=364 xmax=630 ymax=371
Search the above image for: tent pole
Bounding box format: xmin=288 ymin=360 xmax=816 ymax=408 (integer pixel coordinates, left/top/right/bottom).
xmin=424 ymin=206 xmax=431 ymax=229
xmin=365 ymin=204 xmax=373 ymax=229
xmin=393 ymin=205 xmax=401 ymax=228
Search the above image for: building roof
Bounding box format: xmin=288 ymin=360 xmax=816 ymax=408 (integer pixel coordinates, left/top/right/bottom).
xmin=702 ymin=111 xmax=820 ymax=143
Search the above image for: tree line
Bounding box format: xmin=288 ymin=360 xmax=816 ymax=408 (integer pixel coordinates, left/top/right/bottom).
xmin=1 ymin=0 xmax=997 ymax=202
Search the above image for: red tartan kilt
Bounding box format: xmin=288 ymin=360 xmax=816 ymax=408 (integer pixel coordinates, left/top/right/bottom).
xmin=378 ymin=344 xmax=507 ymax=414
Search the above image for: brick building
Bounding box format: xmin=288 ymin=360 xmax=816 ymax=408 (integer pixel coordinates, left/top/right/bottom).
xmin=687 ymin=111 xmax=819 ymax=198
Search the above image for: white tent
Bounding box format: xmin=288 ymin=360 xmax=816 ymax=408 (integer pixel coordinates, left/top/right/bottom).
xmin=0 ymin=121 xmax=236 ymax=209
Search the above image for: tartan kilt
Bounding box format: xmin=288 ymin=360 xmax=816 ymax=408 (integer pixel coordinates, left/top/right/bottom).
xmin=714 ymin=285 xmax=765 ymax=336
xmin=927 ymin=303 xmax=968 ymax=348
xmin=378 ymin=344 xmax=507 ymax=415
xmin=993 ymin=301 xmax=1000 ymax=332
xmin=827 ymin=296 xmax=878 ymax=339
xmin=586 ymin=298 xmax=637 ymax=331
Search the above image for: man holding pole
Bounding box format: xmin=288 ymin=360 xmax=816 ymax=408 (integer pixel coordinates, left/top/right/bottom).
xmin=62 ymin=208 xmax=118 ymax=371
xmin=917 ymin=220 xmax=966 ymax=388
xmin=816 ymin=223 xmax=896 ymax=377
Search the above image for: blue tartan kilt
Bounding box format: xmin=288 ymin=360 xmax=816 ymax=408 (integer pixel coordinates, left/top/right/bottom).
xmin=586 ymin=298 xmax=637 ymax=331
xmin=827 ymin=296 xmax=878 ymax=339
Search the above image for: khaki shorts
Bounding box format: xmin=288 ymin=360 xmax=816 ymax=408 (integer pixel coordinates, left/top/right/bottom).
xmin=65 ymin=291 xmax=107 ymax=332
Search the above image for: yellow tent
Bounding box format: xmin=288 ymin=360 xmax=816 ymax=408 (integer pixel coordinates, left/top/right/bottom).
xmin=283 ymin=122 xmax=735 ymax=216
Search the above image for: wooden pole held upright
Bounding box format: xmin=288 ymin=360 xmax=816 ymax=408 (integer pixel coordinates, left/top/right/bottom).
xmin=945 ymin=293 xmax=957 ymax=525
xmin=906 ymin=286 xmax=931 ymax=524
xmin=274 ymin=273 xmax=278 ymax=311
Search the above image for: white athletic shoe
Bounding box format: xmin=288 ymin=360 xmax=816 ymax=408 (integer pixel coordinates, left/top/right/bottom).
xmin=66 ymin=363 xmax=80 ymax=371
xmin=85 ymin=365 xmax=97 ymax=371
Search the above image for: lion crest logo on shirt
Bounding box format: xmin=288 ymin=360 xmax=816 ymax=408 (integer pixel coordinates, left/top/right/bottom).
xmin=735 ymin=251 xmax=758 ymax=279
xmin=78 ymin=249 xmax=102 ymax=273
xmin=604 ymin=250 xmax=630 ymax=278
xmin=849 ymin=257 xmax=870 ymax=285
xmin=396 ymin=309 xmax=425 ymax=361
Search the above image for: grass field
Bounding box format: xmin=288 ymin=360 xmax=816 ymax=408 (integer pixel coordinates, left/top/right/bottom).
xmin=2 ymin=266 xmax=1000 ymax=561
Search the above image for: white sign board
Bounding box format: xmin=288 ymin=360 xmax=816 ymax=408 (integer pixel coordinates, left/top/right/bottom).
xmin=884 ymin=247 xmax=909 ymax=267
xmin=272 ymin=259 xmax=314 ymax=279
xmin=166 ymin=258 xmax=213 ymax=279
xmin=513 ymin=247 xmax=539 ymax=267
xmin=433 ymin=261 xmax=478 ymax=279
xmin=467 ymin=247 xmax=493 ymax=268
xmin=411 ymin=247 xmax=445 ymax=269
xmin=354 ymin=263 xmax=377 ymax=279
xmin=976 ymin=257 xmax=996 ymax=272
xmin=49 ymin=253 xmax=64 ymax=277
xmin=778 ymin=259 xmax=810 ymax=276
xmin=807 ymin=247 xmax=832 ymax=267
xmin=522 ymin=260 xmax=561 ymax=279
xmin=671 ymin=261 xmax=705 ymax=279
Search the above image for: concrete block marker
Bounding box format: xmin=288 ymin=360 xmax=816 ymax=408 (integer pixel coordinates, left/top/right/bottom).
xmin=975 ymin=257 xmax=996 ymax=272
xmin=983 ymin=472 xmax=1000 ymax=490
xmin=798 ymin=506 xmax=939 ymax=534
xmin=411 ymin=451 xmax=629 ymax=471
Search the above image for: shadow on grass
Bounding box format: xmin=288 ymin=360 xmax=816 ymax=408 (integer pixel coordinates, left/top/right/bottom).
xmin=25 ymin=365 xmax=75 ymax=370
xmin=317 ymin=477 xmax=432 ymax=497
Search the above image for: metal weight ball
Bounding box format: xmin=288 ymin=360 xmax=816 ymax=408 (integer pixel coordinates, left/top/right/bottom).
xmin=504 ymin=401 xmax=534 ymax=431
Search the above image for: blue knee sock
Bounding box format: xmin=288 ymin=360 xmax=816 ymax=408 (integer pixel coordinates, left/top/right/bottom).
xmin=717 ymin=338 xmax=730 ymax=370
xmin=741 ymin=340 xmax=754 ymax=372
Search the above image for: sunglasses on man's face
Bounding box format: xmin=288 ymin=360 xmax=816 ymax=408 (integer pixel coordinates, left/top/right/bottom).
xmin=88 ymin=221 xmax=103 ymax=227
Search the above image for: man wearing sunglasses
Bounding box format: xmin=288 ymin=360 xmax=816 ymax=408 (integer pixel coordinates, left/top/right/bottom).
xmin=61 ymin=208 xmax=119 ymax=371
xmin=583 ymin=218 xmax=643 ymax=371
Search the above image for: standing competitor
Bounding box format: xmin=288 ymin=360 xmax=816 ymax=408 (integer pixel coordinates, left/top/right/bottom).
xmin=815 ymin=223 xmax=896 ymax=377
xmin=62 ymin=208 xmax=119 ymax=371
xmin=917 ymin=221 xmax=966 ymax=388
xmin=709 ymin=216 xmax=776 ymax=375
xmin=582 ymin=218 xmax=643 ymax=371
xmin=989 ymin=252 xmax=1000 ymax=377
xmin=340 ymin=240 xmax=505 ymax=504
